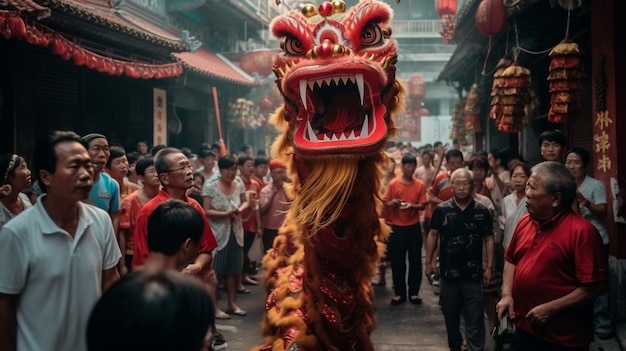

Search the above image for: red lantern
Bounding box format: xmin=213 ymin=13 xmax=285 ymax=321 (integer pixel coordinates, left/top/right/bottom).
xmin=141 ymin=66 xmax=154 ymax=79
xmin=407 ymin=74 xmax=426 ymax=101
xmin=418 ymin=107 xmax=429 ymax=117
xmin=73 ymin=49 xmax=86 ymax=66
xmin=6 ymin=15 xmax=26 ymax=39
xmin=475 ymin=0 xmax=507 ymax=37
xmin=435 ymin=0 xmax=457 ymax=17
xmin=436 ymin=0 xmax=457 ymax=44
xmin=52 ymin=36 xmax=67 ymax=56
xmin=407 ymin=73 xmax=426 ymax=110
xmin=259 ymin=97 xmax=274 ymax=110
xmin=125 ymin=64 xmax=140 ymax=79
xmin=240 ymin=49 xmax=276 ymax=77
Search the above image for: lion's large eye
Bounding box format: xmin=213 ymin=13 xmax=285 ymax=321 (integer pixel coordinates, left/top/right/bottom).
xmin=284 ymin=37 xmax=306 ymax=55
xmin=360 ymin=23 xmax=383 ymax=46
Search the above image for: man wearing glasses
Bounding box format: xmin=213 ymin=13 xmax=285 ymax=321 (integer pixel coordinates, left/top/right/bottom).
xmin=425 ymin=168 xmax=495 ymax=351
xmin=131 ymin=147 xmax=217 ymax=271
xmin=131 ymin=147 xmax=224 ymax=349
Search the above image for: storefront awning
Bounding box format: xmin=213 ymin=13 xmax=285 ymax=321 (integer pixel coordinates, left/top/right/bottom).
xmin=1 ymin=0 xmax=188 ymax=51
xmin=172 ymin=48 xmax=258 ymax=86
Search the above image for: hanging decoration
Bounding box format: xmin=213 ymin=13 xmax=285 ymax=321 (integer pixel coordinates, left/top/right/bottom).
xmin=240 ymin=49 xmax=276 ymax=77
xmin=449 ymin=96 xmax=468 ymax=144
xmin=407 ymin=73 xmax=426 ymax=110
xmin=227 ymin=98 xmax=266 ymax=129
xmin=475 ymin=0 xmax=506 ymax=37
xmin=436 ymin=0 xmax=457 ymax=44
xmin=464 ymin=83 xmax=482 ymax=133
xmin=488 ymin=55 xmax=512 ymax=124
xmin=475 ymin=0 xmax=507 ymax=74
xmin=0 ymin=10 xmax=183 ymax=79
xmin=495 ymin=61 xmax=533 ymax=132
xmin=547 ymin=42 xmax=584 ymax=124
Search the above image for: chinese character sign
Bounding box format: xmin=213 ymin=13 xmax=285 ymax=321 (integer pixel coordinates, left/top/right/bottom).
xmin=153 ymin=88 xmax=167 ymax=146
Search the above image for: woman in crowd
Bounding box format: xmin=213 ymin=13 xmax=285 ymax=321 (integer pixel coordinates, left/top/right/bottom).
xmin=565 ymin=147 xmax=613 ymax=339
xmin=0 ymin=153 xmax=32 ymax=227
xmin=203 ymin=155 xmax=249 ymax=317
xmin=501 ymin=161 xmax=531 ymax=249
xmin=486 ymin=148 xmax=512 ymax=212
xmin=467 ymin=154 xmax=491 ymax=198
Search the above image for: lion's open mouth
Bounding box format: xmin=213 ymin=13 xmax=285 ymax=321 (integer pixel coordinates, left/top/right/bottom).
xmin=286 ymin=67 xmax=387 ymax=154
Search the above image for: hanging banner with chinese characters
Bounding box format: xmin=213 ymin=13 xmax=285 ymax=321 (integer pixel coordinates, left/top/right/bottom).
xmin=153 ymin=88 xmax=167 ymax=146
xmin=593 ymin=56 xmax=612 ymax=174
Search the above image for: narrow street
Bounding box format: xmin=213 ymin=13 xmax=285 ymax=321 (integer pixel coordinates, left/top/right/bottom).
xmin=215 ymin=264 xmax=621 ymax=351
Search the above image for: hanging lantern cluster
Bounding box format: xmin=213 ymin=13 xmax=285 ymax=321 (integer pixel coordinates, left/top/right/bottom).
xmin=488 ymin=55 xmax=512 ymax=122
xmin=228 ymin=98 xmax=266 ymax=129
xmin=449 ymin=97 xmax=468 ymax=144
xmin=464 ymin=83 xmax=482 ymax=133
xmin=491 ymin=60 xmax=535 ymax=133
xmin=0 ymin=11 xmax=183 ymax=79
xmin=436 ymin=0 xmax=457 ymax=44
xmin=547 ymin=39 xmax=585 ymax=123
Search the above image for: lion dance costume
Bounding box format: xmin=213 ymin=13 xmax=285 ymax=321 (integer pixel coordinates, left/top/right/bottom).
xmin=256 ymin=1 xmax=404 ymax=350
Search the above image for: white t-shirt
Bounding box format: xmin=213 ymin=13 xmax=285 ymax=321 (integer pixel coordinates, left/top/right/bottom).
xmin=0 ymin=196 xmax=121 ymax=351
xmin=0 ymin=193 xmax=32 ymax=228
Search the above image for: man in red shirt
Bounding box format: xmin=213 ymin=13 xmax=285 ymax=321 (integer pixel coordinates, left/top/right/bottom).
xmin=132 ymin=148 xmax=217 ymax=274
xmin=497 ymin=161 xmax=607 ymax=350
xmin=383 ymin=154 xmax=428 ymax=305
xmin=237 ymin=155 xmax=262 ymax=286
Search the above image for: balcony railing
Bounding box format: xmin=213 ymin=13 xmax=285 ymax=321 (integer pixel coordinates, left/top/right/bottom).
xmin=391 ymin=19 xmax=441 ymax=37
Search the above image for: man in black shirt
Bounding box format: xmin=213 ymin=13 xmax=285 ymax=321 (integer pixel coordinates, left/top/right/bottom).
xmin=425 ymin=168 xmax=494 ymax=351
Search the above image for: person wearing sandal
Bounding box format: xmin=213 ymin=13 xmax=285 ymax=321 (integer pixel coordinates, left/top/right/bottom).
xmin=383 ymin=155 xmax=428 ymax=306
xmin=426 ymin=168 xmax=494 ymax=351
xmin=203 ymin=155 xmax=249 ymax=317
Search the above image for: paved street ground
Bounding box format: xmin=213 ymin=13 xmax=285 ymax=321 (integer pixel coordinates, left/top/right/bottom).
xmin=214 ymin=265 xmax=621 ymax=351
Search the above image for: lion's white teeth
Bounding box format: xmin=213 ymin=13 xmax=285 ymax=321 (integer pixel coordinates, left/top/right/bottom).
xmin=299 ymin=80 xmax=308 ymax=111
xmin=355 ymin=74 xmax=364 ymax=106
xmin=360 ymin=114 xmax=369 ymax=137
xmin=306 ymin=120 xmax=317 ymax=141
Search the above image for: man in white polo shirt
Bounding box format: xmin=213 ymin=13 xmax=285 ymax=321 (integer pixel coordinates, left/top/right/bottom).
xmin=0 ymin=130 xmax=121 ymax=351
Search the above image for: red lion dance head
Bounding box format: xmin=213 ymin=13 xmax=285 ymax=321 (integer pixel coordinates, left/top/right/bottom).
xmin=256 ymin=1 xmax=404 ymax=350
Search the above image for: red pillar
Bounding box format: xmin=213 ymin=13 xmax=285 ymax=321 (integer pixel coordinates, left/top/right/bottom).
xmin=591 ymin=0 xmax=626 ymax=258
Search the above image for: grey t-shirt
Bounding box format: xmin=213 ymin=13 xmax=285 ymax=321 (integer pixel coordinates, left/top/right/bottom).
xmin=578 ymin=176 xmax=608 ymax=245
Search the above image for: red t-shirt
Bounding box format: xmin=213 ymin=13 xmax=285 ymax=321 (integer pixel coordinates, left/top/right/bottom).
xmin=383 ymin=176 xmax=427 ymax=227
xmin=119 ymin=192 xmax=145 ymax=255
xmin=131 ymin=189 xmax=218 ymax=270
xmin=425 ymin=171 xmax=453 ymax=219
xmin=239 ymin=177 xmax=261 ymax=233
xmin=505 ymin=210 xmax=608 ymax=347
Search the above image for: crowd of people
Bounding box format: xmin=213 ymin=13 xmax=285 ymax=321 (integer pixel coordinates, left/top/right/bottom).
xmin=0 ymin=132 xmax=290 ymax=351
xmin=0 ymin=128 xmax=612 ymax=351
xmin=381 ymin=130 xmax=611 ymax=351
